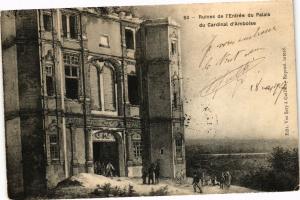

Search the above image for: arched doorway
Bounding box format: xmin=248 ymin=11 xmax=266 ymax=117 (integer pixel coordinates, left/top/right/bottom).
xmin=92 ymin=131 xmax=123 ymax=177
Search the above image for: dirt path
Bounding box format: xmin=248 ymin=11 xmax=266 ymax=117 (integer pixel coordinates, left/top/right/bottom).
xmin=27 ymin=173 xmax=256 ymax=199
xmin=123 ymin=176 xmax=257 ymax=195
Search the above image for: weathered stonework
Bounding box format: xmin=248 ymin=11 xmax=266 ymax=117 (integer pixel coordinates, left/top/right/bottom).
xmin=2 ymin=9 xmax=185 ymax=198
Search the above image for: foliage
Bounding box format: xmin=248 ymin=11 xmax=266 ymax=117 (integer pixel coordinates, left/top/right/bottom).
xmin=55 ymin=178 xmax=82 ymax=188
xmin=92 ymin=183 xmax=138 ymax=197
xmin=186 ymin=139 xmax=298 ymax=191
xmin=149 ymin=185 xmax=169 ymax=196
xmin=240 ymin=147 xmax=299 ymax=191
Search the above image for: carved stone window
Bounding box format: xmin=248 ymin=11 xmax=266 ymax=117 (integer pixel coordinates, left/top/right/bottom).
xmin=69 ymin=15 xmax=78 ymax=39
xmin=172 ymin=72 xmax=180 ymax=109
xmin=171 ymin=40 xmax=177 ymax=56
xmin=90 ymin=62 xmax=117 ymax=113
xmin=49 ymin=134 xmax=59 ymax=160
xmin=61 ymin=13 xmax=79 ymax=39
xmin=103 ymin=65 xmax=116 ymax=111
xmin=46 ymin=65 xmax=54 ymax=96
xmin=133 ymin=141 xmax=142 ymax=158
xmin=175 ymin=136 xmax=183 ymax=158
xmin=62 ymin=14 xmax=68 ymax=37
xmin=64 ymin=53 xmax=80 ymax=99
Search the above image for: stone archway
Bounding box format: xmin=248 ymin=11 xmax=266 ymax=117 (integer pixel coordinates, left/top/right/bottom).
xmin=91 ymin=130 xmax=125 ymax=177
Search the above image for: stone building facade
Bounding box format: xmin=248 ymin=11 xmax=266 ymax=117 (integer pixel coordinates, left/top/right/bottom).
xmin=1 ymin=8 xmax=185 ymax=198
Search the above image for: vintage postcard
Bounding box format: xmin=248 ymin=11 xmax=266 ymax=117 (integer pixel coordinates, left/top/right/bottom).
xmin=0 ymin=0 xmax=299 ymax=199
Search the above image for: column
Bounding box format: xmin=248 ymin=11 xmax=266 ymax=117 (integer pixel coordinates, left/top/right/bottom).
xmin=69 ymin=125 xmax=79 ymax=175
xmin=85 ymin=128 xmax=94 ymax=173
xmin=127 ymin=132 xmax=133 ymax=165
xmin=117 ymin=131 xmax=126 ymax=177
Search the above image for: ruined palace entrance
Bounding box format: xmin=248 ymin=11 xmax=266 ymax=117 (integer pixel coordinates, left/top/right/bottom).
xmin=92 ymin=131 xmax=120 ymax=176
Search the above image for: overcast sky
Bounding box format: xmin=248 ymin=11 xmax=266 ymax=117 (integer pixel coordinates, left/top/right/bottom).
xmin=136 ymin=1 xmax=298 ymax=140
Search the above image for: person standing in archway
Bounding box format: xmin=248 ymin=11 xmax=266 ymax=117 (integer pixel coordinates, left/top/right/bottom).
xmin=106 ymin=161 xmax=115 ymax=177
xmin=141 ymin=165 xmax=148 ymax=184
xmin=154 ymin=162 xmax=160 ymax=184
xmin=148 ymin=163 xmax=155 ymax=184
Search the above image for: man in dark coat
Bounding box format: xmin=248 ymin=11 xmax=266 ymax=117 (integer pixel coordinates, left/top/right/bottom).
xmin=192 ymin=171 xmax=203 ymax=193
xmin=141 ymin=165 xmax=148 ymax=184
xmin=154 ymin=162 xmax=160 ymax=184
xmin=148 ymin=163 xmax=155 ymax=184
xmin=220 ymin=172 xmax=225 ymax=189
xmin=224 ymin=171 xmax=232 ymax=189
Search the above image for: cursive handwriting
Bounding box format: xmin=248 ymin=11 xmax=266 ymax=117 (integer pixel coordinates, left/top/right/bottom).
xmin=214 ymin=26 xmax=277 ymax=49
xmin=197 ymin=26 xmax=278 ymax=99
xmin=199 ymin=57 xmax=266 ymax=98
xmin=198 ymin=35 xmax=266 ymax=71
xmin=250 ymin=78 xmax=287 ymax=104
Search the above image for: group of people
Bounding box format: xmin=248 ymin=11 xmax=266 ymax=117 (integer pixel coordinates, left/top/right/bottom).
xmin=192 ymin=171 xmax=232 ymax=193
xmin=142 ymin=162 xmax=160 ymax=185
xmin=94 ymin=160 xmax=115 ymax=177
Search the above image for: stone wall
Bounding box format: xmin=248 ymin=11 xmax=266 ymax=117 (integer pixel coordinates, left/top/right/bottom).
xmin=16 ymin=10 xmax=47 ymax=195
xmin=2 ymin=11 xmax=24 ymax=198
xmin=140 ymin=19 xmax=185 ymax=178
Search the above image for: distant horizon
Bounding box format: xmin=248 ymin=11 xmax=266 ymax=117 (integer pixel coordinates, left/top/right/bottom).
xmin=185 ymin=135 xmax=299 ymax=140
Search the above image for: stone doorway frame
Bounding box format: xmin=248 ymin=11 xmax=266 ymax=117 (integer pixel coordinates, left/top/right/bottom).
xmin=89 ymin=129 xmax=125 ymax=177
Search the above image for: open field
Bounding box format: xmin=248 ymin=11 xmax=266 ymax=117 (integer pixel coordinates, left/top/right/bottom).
xmin=185 ymin=138 xmax=298 ymax=189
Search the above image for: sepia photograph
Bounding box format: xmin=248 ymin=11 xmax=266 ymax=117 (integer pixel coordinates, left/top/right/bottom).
xmin=0 ymin=0 xmax=299 ymax=199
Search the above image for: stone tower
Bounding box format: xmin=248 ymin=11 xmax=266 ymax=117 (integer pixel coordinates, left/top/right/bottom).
xmin=139 ymin=18 xmax=186 ymax=178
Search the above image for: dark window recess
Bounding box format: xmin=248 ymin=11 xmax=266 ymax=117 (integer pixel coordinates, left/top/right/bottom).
xmin=125 ymin=29 xmax=134 ymax=50
xmin=173 ymin=92 xmax=177 ymax=108
xmin=65 ymin=67 xmax=70 ymax=76
xmin=175 ymin=138 xmax=183 ymax=157
xmin=128 ymin=75 xmax=139 ymax=105
xmin=43 ymin=14 xmax=52 ymax=32
xmin=69 ymin=15 xmax=78 ymax=39
xmin=46 ymin=76 xmax=54 ymax=96
xmin=171 ymin=41 xmax=177 ymax=55
xmin=62 ymin=15 xmax=68 ymax=37
xmin=46 ymin=65 xmax=54 ymax=96
xmin=64 ymin=53 xmax=80 ymax=99
xmin=65 ymin=78 xmax=78 ymax=99
xmin=160 ymin=149 xmax=164 ymax=155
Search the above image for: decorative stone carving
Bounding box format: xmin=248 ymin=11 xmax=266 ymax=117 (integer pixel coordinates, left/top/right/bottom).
xmin=93 ymin=131 xmax=116 ymax=142
xmin=46 ymin=119 xmax=60 ymax=133
xmin=131 ymin=132 xmax=141 ymax=140
xmin=169 ymin=30 xmax=178 ymax=39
